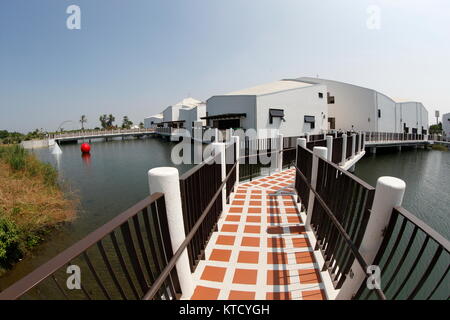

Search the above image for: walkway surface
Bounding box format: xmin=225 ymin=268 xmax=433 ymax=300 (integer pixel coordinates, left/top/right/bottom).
xmin=190 ymin=168 xmax=327 ymax=300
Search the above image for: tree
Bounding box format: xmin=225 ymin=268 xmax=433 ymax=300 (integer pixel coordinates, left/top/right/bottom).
xmin=121 ymin=116 xmax=133 ymax=129
xmin=139 ymin=122 xmax=144 ymax=129
xmin=99 ymin=115 xmax=108 ymax=129
xmin=80 ymin=115 xmax=87 ymax=130
xmin=429 ymin=122 xmax=442 ymax=135
xmin=107 ymin=114 xmax=115 ymax=129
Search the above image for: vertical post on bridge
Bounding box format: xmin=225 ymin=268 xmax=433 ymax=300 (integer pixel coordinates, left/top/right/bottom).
xmin=305 ymin=146 xmax=328 ymax=231
xmin=213 ymin=142 xmax=227 ymax=209
xmin=341 ymin=133 xmax=347 ymax=165
xmin=351 ymin=134 xmax=356 ymax=159
xmin=232 ymin=135 xmax=240 ymax=190
xmin=148 ymin=167 xmax=194 ymax=299
xmin=326 ymin=135 xmax=333 ymax=162
xmin=277 ymin=133 xmax=284 ymax=172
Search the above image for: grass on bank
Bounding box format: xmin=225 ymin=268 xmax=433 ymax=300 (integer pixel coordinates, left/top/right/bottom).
xmin=0 ymin=145 xmax=77 ymax=274
xmin=431 ymin=144 xmax=449 ymax=151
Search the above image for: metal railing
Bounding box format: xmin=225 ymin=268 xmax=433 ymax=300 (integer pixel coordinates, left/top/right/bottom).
xmin=0 ymin=193 xmax=180 ymax=300
xmin=294 ymin=145 xmax=385 ymax=299
xmin=51 ymin=128 xmax=155 ymax=139
xmin=354 ymin=206 xmax=450 ymax=300
xmin=365 ymin=132 xmax=425 ymax=143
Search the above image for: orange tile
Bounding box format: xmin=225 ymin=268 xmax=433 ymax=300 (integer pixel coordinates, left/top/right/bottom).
xmin=249 ymin=195 xmax=262 ymax=200
xmin=267 ymin=200 xmax=279 ymax=207
xmin=201 ymin=266 xmax=227 ymax=282
xmin=266 ymin=292 xmax=291 ymax=300
xmin=234 ymin=194 xmax=246 ymax=199
xmin=285 ymin=207 xmax=299 ymax=214
xmin=287 ymin=216 xmax=302 ymax=224
xmin=267 ymin=270 xmax=290 ymax=285
xmin=267 ymin=237 xmax=285 ymax=248
xmin=282 ymin=195 xmax=293 ymax=200
xmin=233 ymin=269 xmax=258 ymax=285
xmin=241 ymin=236 xmax=260 ymax=247
xmin=295 ymin=251 xmax=314 ymax=264
xmin=228 ymin=290 xmax=255 ymax=300
xmin=226 ymin=215 xmax=241 ymax=222
xmin=299 ymin=269 xmax=321 ymax=284
xmin=289 ymin=226 xmax=306 ymax=234
xmin=244 ymin=225 xmax=260 ymax=234
xmin=251 ymin=189 xmax=262 ymax=194
xmin=237 ymin=251 xmax=259 ymax=264
xmin=191 ymin=286 xmax=220 ymax=300
xmin=247 ymin=207 xmax=262 ymax=214
xmin=249 ymin=201 xmax=261 ymax=206
xmin=267 ymin=207 xmax=281 ymax=214
xmin=267 ymin=252 xmax=288 ymax=264
xmin=216 ymin=235 xmax=235 ymax=246
xmin=209 ymin=249 xmax=232 ymax=262
xmin=284 ymin=200 xmax=296 ymax=207
xmin=302 ymin=289 xmax=326 ymax=300
xmin=231 ymin=200 xmax=245 ymax=206
xmin=229 ymin=207 xmax=243 ymax=213
xmin=267 ymin=226 xmax=284 ymax=234
xmin=236 ymin=189 xmax=247 ymax=194
xmin=267 ymin=216 xmax=282 ymax=224
xmin=246 ymin=216 xmax=261 ymax=223
xmin=292 ymin=237 xmax=309 ymax=248
xmin=221 ymin=224 xmax=239 ymax=233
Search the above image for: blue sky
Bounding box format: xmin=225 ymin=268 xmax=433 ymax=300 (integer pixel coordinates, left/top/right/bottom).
xmin=1 ymin=0 xmax=449 ymax=132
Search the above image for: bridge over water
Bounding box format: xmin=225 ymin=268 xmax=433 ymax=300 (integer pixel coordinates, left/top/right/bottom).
xmin=51 ymin=128 xmax=156 ymax=143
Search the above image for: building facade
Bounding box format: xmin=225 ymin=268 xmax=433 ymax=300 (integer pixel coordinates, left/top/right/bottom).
xmin=443 ymin=113 xmax=450 ymax=137
xmin=144 ymin=114 xmax=163 ymax=129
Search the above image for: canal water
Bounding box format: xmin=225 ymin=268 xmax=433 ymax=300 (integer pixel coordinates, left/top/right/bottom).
xmin=0 ymin=137 xmax=194 ymax=291
xmin=0 ymin=139 xmax=448 ymax=298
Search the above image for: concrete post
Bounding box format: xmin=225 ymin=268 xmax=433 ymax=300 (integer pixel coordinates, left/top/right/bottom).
xmin=148 ymin=167 xmax=194 ymax=299
xmin=341 ymin=133 xmax=347 ymax=165
xmin=326 ymin=135 xmax=333 ymax=162
xmin=351 ymin=134 xmax=356 ymax=159
xmin=232 ymin=136 xmax=240 ymax=188
xmin=277 ymin=133 xmax=284 ymax=172
xmin=305 ymin=147 xmax=328 ymax=230
xmin=358 ymin=132 xmax=363 ymax=153
xmin=295 ymin=138 xmax=307 ymax=203
xmin=213 ymin=142 xmax=226 ymax=208
xmin=305 ymin=133 xmax=310 ymax=142
xmin=336 ymin=176 xmax=406 ymax=300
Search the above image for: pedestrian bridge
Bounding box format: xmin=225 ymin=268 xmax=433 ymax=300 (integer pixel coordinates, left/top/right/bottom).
xmin=51 ymin=128 xmax=156 ymax=143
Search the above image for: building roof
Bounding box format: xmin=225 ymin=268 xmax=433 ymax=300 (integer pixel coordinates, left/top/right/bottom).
xmin=145 ymin=113 xmax=163 ymax=119
xmin=174 ymin=97 xmax=205 ymax=109
xmin=225 ymin=80 xmax=313 ymax=96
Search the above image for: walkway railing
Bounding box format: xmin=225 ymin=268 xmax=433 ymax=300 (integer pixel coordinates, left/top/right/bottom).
xmin=51 ymin=128 xmax=155 ymax=139
xmin=365 ymin=132 xmax=425 ymax=143
xmin=354 ymin=206 xmax=450 ymax=300
xmin=0 ymin=193 xmax=180 ymax=300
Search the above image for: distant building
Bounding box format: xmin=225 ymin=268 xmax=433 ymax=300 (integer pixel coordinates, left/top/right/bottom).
xmin=204 ymin=80 xmax=328 ymax=138
xmin=443 ymin=113 xmax=450 ymax=137
xmin=144 ymin=114 xmax=163 ymax=129
xmin=296 ymin=77 xmax=429 ymax=135
xmin=161 ymin=97 xmax=206 ymax=130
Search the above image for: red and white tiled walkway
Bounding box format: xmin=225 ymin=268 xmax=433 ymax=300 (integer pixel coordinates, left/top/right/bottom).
xmin=190 ymin=168 xmax=328 ymax=300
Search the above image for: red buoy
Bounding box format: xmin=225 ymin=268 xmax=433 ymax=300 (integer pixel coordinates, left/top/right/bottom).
xmin=81 ymin=143 xmax=91 ymax=154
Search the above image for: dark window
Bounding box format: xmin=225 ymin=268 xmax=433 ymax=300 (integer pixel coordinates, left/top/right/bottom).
xmin=378 ymin=109 xmax=381 ymax=118
xmin=318 ymin=92 xmax=323 ymax=99
xmin=328 ymin=117 xmax=336 ymax=130
xmin=269 ymin=108 xmax=285 ymax=124
xmin=327 ymin=92 xmax=335 ymax=104
xmin=304 ymin=115 xmax=315 ymax=129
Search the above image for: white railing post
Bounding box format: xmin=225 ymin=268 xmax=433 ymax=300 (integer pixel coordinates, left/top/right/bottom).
xmin=277 ymin=133 xmax=284 ymax=172
xmin=351 ymin=134 xmax=356 ymax=159
xmin=305 ymin=132 xmax=310 ymax=142
xmin=336 ymin=176 xmax=406 ymax=300
xmin=232 ymin=136 xmax=240 ymax=188
xmin=213 ymin=142 xmax=227 ymax=209
xmin=341 ymin=133 xmax=347 ymax=165
xmin=305 ymin=146 xmax=328 ymax=230
xmin=295 ymin=138 xmax=307 ymax=203
xmin=148 ymin=167 xmax=194 ymax=299
xmin=326 ymin=135 xmax=333 ymax=162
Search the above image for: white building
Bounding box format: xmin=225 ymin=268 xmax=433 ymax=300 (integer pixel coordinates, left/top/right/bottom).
xmin=144 ymin=113 xmax=163 ymax=129
xmin=204 ymin=80 xmax=328 ymax=138
xmin=162 ymin=97 xmax=205 ymax=129
xmin=296 ymin=77 xmax=429 ymax=134
xmin=443 ymin=113 xmax=450 ymax=137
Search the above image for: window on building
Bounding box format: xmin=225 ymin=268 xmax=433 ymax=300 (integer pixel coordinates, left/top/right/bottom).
xmin=378 ymin=109 xmax=381 ymax=118
xmin=318 ymin=92 xmax=323 ymax=99
xmin=304 ymin=115 xmax=315 ymax=129
xmin=269 ymin=109 xmax=285 ymax=124
xmin=328 ymin=117 xmax=336 ymax=130
xmin=327 ymin=92 xmax=335 ymax=104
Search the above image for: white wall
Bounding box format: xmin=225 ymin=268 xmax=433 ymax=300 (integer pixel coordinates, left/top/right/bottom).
xmin=443 ymin=113 xmax=450 ymax=136
xmin=206 ymin=95 xmax=257 ymax=129
xmin=299 ymin=78 xmax=377 ymax=132
xmin=144 ymin=116 xmax=162 ymax=129
xmin=179 ymin=105 xmax=206 ymax=133
xmin=419 ymin=104 xmax=429 ymax=134
xmin=256 ymin=84 xmax=328 ymax=137
xmin=398 ymin=102 xmax=420 ymax=134
xmin=376 ymin=93 xmax=397 ymax=132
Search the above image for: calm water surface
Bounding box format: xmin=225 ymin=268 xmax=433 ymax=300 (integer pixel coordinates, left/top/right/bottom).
xmin=0 ymin=137 xmax=193 ymax=289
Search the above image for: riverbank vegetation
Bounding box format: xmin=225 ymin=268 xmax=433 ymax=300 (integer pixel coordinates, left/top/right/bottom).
xmin=0 ymin=145 xmax=76 ymax=274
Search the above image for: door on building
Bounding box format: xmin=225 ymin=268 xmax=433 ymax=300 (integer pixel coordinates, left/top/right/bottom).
xmin=327 ymin=117 xmax=336 ymax=130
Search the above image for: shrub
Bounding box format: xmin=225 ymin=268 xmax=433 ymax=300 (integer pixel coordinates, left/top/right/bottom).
xmin=0 ymin=218 xmax=23 ymax=269
xmin=7 ymin=145 xmax=27 ymax=171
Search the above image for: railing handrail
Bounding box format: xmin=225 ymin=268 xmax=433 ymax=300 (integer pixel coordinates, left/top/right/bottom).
xmin=394 ymin=206 xmax=450 ymax=253
xmin=143 ymin=160 xmax=238 ymax=300
xmin=294 ymin=163 xmax=386 ymax=300
xmin=0 ymin=193 xmax=165 ymax=300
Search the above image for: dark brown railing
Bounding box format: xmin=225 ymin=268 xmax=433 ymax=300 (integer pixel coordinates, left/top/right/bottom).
xmin=226 ymin=142 xmax=237 ymax=202
xmin=306 ymin=139 xmax=326 ymax=151
xmin=0 ymin=193 xmax=180 ymax=300
xmin=179 ymin=153 xmax=223 ymax=272
xmin=332 ymin=137 xmax=343 ymax=164
xmin=354 ymin=207 xmax=450 ymax=300
xmin=282 ymin=147 xmax=296 ymax=169
xmin=294 ymin=145 xmax=385 ymax=299
xmin=346 ymin=135 xmax=353 ymax=159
